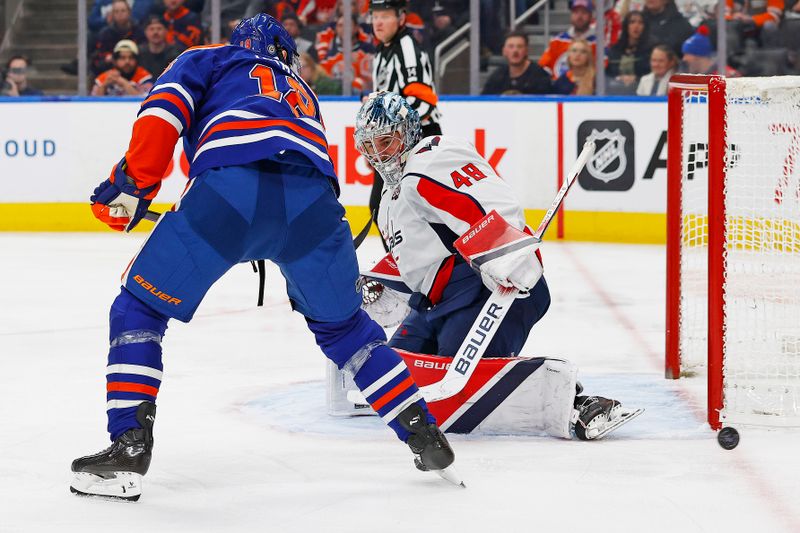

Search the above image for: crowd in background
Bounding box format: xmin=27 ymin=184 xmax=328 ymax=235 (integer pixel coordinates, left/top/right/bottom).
xmin=484 ymin=0 xmax=800 ymax=96
xmin=3 ymin=0 xmax=798 ymax=97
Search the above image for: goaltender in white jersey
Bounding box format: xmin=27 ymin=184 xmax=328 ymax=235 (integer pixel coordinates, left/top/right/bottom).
xmin=377 ymin=134 xmax=528 ymax=300
xmin=326 ymin=91 xmax=643 ymax=440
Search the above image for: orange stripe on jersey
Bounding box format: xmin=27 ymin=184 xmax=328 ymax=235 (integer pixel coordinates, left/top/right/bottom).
xmin=371 ymin=375 xmax=414 ymax=411
xmin=403 ymin=82 xmax=439 ymax=106
xmin=107 ymin=382 xmax=159 ymax=396
xmin=186 ymin=43 xmax=226 ymax=51
xmin=199 ymin=118 xmax=328 ymax=149
xmin=143 ymin=92 xmax=192 ymax=126
xmin=125 ymin=115 xmax=181 ymax=189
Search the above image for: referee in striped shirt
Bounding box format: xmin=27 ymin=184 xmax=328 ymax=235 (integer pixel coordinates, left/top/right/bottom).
xmin=369 ymin=0 xmax=442 ymax=249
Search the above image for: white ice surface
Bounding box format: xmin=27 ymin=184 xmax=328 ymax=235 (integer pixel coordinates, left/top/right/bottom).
xmin=1 ymin=234 xmax=799 ymax=532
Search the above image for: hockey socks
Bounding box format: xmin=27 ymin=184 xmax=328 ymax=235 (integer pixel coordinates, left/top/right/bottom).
xmin=307 ymin=309 xmax=435 ymax=441
xmin=105 ymin=288 xmax=169 ymax=441
xmin=351 ymin=343 xmax=435 ymax=440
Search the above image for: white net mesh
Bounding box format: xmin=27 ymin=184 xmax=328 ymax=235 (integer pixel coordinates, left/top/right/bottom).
xmin=679 ymin=77 xmax=800 ymax=426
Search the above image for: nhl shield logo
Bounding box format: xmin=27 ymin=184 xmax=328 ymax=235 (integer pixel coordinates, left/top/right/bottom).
xmin=577 ymin=120 xmax=635 ymax=191
xmin=587 ymin=129 xmax=626 ymax=183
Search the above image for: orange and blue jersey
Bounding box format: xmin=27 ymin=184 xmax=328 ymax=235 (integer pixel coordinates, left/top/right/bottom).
xmin=164 ymin=6 xmax=203 ymax=49
xmin=538 ymin=30 xmax=598 ymax=79
xmin=123 ymin=44 xmax=335 ymax=192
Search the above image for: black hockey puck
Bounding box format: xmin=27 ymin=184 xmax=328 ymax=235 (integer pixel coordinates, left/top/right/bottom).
xmin=717 ymin=427 xmax=740 ymax=450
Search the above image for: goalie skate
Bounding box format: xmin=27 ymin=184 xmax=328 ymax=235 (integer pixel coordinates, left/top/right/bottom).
xmin=573 ymin=396 xmax=643 ymax=441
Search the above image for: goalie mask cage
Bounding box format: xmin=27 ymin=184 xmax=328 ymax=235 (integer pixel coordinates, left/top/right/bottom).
xmin=666 ymin=74 xmax=800 ymax=430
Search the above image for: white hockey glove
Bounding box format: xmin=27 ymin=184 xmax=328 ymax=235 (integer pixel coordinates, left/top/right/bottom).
xmin=357 ymin=276 xmax=411 ymax=328
xmin=455 ymin=210 xmax=543 ymax=293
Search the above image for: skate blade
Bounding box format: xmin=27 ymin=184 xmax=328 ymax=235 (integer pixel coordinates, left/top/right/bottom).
xmin=435 ymin=465 xmax=466 ymax=488
xmin=592 ymin=408 xmax=645 ymax=440
xmin=70 ymin=472 xmax=142 ymax=502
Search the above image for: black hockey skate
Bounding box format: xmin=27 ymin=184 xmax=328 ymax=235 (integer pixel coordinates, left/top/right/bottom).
xmin=70 ymin=402 xmax=156 ymax=501
xmin=573 ymin=395 xmax=643 ymax=441
xmin=397 ymin=403 xmax=464 ymax=487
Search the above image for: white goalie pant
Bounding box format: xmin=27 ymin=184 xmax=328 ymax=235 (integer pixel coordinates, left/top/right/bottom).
xmin=326 ymin=354 xmax=578 ymax=438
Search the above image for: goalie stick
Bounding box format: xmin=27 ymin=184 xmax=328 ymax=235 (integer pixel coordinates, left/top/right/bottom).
xmin=347 ymin=140 xmax=596 ymax=404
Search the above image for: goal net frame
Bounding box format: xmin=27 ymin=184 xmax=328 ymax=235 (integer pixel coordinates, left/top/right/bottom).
xmin=665 ymin=74 xmax=800 ymax=430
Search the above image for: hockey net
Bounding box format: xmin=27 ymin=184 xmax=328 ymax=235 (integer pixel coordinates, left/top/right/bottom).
xmin=666 ymin=75 xmax=800 ymax=429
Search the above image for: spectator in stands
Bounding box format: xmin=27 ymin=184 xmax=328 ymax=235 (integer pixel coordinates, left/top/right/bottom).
xmin=92 ymin=40 xmax=154 ymax=96
xmin=1 ymin=56 xmax=43 ymax=96
xmin=642 ymin=0 xmax=694 ymax=57
xmin=308 ymin=0 xmax=341 ymax=26
xmin=552 ymin=39 xmax=596 ymax=95
xmin=319 ymin=13 xmax=376 ymax=92
xmin=539 ymin=0 xmax=597 ymax=79
xmin=636 ymin=44 xmax=677 ymax=95
xmin=138 ymin=15 xmax=184 ymax=78
xmin=280 ymin=0 xmax=318 ymax=24
xmin=92 ymin=0 xmax=147 ymax=76
xmin=89 ymin=0 xmax=155 ymax=33
xmin=163 ymin=0 xmax=203 ymax=48
xmin=725 ymin=0 xmax=783 ymax=53
xmin=281 ymin=13 xmax=315 ymax=57
xmin=482 ymin=31 xmax=552 ymax=95
xmin=300 ymin=52 xmax=343 ymax=94
xmin=404 ymin=10 xmax=428 ymax=46
xmin=605 ymin=7 xmax=624 ymax=46
xmin=606 ymin=10 xmax=652 ymax=94
xmin=316 ymin=9 xmax=373 ymax=61
xmin=429 ymin=2 xmax=458 ymax=55
xmin=680 ymin=26 xmax=741 ymax=76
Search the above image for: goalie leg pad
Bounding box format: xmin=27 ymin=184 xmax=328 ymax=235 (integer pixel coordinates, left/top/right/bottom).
xmin=327 ymin=350 xmax=578 ymax=437
xmin=106 ymin=288 xmax=169 ymax=441
xmin=426 ymin=355 xmax=577 ymax=437
xmin=308 ymin=309 xmax=435 ymax=440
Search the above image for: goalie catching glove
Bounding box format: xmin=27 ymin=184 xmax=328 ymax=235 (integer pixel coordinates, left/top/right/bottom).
xmin=358 ymin=277 xmax=411 ymax=328
xmin=454 ymin=210 xmax=543 ymax=293
xmin=90 ymin=158 xmax=160 ymax=232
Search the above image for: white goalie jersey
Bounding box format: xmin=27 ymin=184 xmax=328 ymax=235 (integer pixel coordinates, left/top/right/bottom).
xmin=377 ymin=135 xmax=528 ymax=301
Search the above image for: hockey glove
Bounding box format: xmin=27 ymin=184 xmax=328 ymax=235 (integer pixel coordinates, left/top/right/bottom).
xmin=90 ymin=158 xmax=160 ymax=232
xmin=357 ymin=276 xmax=411 ymax=328
xmin=455 ymin=210 xmax=543 ymax=293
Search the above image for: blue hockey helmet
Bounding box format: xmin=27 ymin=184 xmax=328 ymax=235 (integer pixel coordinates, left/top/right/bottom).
xmin=354 ymin=91 xmax=421 ymax=187
xmin=230 ymin=13 xmax=300 ymax=73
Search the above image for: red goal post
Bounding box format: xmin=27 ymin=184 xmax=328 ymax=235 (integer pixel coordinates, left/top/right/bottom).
xmin=666 ymin=74 xmax=800 ymax=430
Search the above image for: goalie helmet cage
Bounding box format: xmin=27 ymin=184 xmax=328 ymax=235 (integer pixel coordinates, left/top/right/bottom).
xmin=665 ymin=74 xmax=800 ymax=430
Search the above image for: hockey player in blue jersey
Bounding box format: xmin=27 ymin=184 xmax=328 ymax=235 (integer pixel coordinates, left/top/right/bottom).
xmin=70 ymin=14 xmax=460 ymax=501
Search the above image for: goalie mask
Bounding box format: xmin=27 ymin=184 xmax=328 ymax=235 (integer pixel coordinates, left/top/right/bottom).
xmin=354 ymin=91 xmax=421 ymax=187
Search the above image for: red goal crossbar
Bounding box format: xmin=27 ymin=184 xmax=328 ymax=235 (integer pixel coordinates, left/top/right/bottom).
xmin=665 ymin=74 xmax=726 ymax=430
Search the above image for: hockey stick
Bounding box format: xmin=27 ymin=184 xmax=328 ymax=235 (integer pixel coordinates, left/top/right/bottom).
xmin=346 ymin=141 xmax=596 ymax=405
xmin=352 ymin=210 xmax=375 ymax=250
